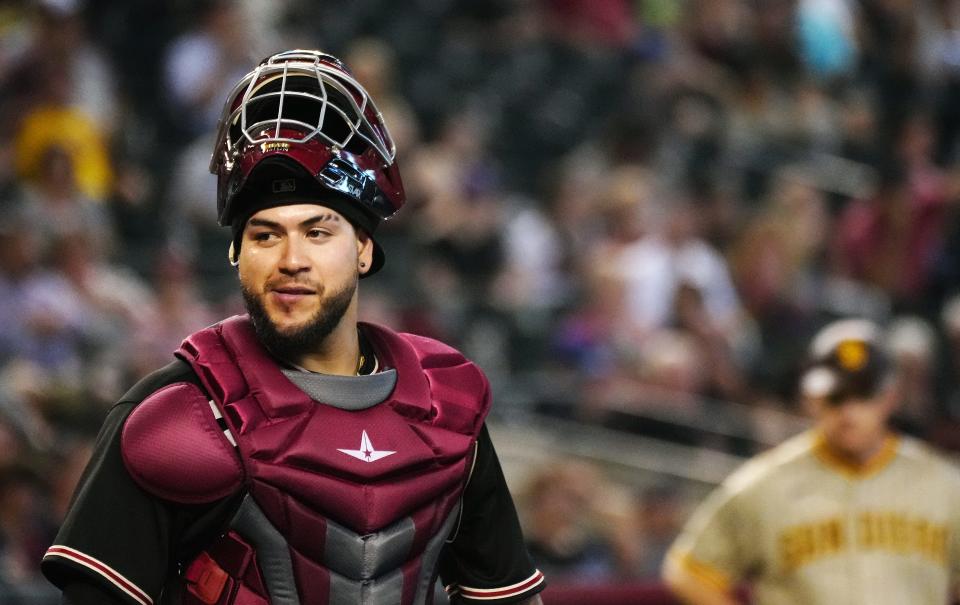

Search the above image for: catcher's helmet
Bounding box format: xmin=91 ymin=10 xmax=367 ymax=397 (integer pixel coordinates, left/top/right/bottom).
xmin=210 ymin=50 xmax=405 ymax=275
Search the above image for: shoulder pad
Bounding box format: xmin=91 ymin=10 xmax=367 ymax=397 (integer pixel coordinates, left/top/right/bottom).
xmin=400 ymin=332 xmax=469 ymax=368
xmin=401 ymin=333 xmax=491 ymax=431
xmin=121 ymin=382 xmax=244 ymax=504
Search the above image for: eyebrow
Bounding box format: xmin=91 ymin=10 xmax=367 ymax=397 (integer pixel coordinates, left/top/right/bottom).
xmin=247 ymin=213 xmax=341 ymax=230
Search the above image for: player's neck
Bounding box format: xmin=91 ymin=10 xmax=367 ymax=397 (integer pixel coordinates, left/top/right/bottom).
xmin=293 ymin=315 xmax=362 ymax=376
xmin=822 ymin=431 xmax=892 ymax=468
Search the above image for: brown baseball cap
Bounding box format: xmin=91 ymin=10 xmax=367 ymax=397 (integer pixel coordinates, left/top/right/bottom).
xmin=799 ymin=319 xmax=892 ymax=404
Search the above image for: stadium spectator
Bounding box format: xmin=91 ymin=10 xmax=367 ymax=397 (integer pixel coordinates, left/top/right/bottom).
xmin=885 ymin=315 xmax=939 ymax=437
xmin=521 ymin=460 xmax=623 ymax=581
xmin=13 ymin=69 xmax=113 ymax=202
xmin=162 ymin=0 xmax=256 ymax=137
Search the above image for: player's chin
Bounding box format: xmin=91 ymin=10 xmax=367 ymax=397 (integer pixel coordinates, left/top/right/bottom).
xmin=264 ymin=304 xmax=318 ymax=334
xmin=835 ymin=432 xmax=873 ymax=456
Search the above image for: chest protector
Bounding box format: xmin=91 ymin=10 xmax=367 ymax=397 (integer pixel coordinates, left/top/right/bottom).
xmin=140 ymin=316 xmax=489 ymax=605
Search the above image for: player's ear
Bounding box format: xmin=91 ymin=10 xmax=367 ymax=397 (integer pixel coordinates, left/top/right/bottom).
xmin=356 ymin=229 xmax=374 ymax=276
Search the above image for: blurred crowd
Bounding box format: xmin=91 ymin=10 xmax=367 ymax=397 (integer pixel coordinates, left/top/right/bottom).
xmin=4 ymin=0 xmax=960 ymax=599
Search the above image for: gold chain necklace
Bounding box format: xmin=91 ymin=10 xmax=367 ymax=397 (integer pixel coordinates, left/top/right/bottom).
xmin=355 ymin=327 xmax=366 ymax=375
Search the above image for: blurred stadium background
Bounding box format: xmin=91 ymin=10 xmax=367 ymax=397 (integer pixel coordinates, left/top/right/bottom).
xmin=2 ymin=0 xmax=960 ymax=602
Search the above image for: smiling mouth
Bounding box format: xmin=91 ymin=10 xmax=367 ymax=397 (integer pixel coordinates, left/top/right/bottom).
xmin=272 ymin=286 xmax=316 ymax=295
xmin=269 ymin=285 xmax=318 ymax=309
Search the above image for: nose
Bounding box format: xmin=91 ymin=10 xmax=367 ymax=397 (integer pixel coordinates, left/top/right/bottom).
xmin=277 ymin=237 xmax=310 ymax=276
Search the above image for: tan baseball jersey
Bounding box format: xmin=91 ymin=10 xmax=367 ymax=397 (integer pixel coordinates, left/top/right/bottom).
xmin=666 ymin=430 xmax=960 ymax=605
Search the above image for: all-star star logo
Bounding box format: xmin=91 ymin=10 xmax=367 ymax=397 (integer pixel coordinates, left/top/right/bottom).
xmin=338 ymin=430 xmax=396 ymax=463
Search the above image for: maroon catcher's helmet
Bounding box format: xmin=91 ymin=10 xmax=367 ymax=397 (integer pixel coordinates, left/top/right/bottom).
xmin=210 ymin=49 xmax=405 ymax=275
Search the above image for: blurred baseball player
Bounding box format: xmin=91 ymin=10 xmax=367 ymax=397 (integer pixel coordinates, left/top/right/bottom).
xmin=40 ymin=50 xmax=544 ymax=605
xmin=663 ymin=318 xmax=960 ymax=605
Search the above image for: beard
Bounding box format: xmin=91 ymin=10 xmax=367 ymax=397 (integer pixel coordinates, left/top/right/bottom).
xmin=241 ymin=278 xmax=356 ymax=362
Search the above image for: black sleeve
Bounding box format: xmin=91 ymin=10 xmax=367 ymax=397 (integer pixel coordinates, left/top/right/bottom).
xmin=62 ymin=582 xmax=126 ymax=605
xmin=41 ymin=402 xmax=174 ymax=605
xmin=439 ymin=424 xmax=545 ymax=604
xmin=41 ymin=360 xmax=238 ymax=605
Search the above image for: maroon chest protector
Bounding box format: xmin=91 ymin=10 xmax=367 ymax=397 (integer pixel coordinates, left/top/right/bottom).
xmin=122 ymin=316 xmax=490 ymax=605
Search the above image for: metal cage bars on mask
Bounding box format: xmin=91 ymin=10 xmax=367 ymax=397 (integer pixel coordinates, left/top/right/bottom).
xmin=209 ymin=50 xmax=396 ymax=177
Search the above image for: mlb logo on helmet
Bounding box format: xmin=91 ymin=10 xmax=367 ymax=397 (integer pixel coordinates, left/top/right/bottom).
xmin=272 ymin=179 xmax=297 ymax=193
